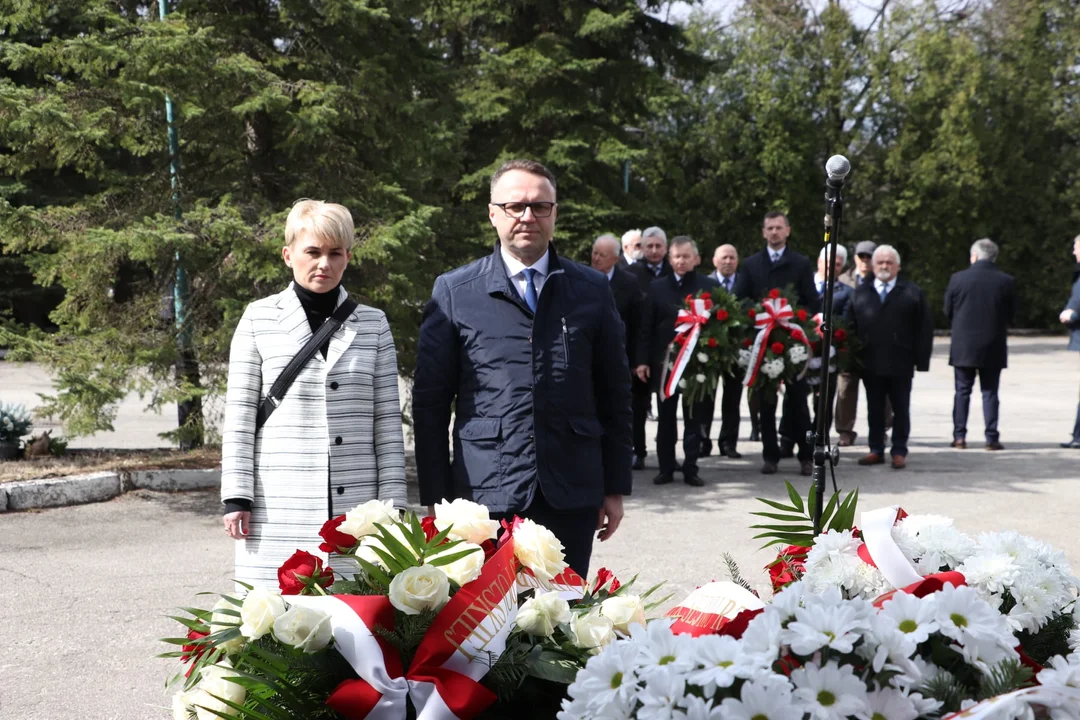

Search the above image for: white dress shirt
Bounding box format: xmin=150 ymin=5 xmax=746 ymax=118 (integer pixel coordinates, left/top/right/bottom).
xmin=769 ymin=246 xmax=787 ymax=263
xmin=605 ymin=267 xmax=615 ymax=281
xmin=502 ymin=246 xmax=551 ymax=300
xmin=715 ymin=272 xmax=735 ymax=292
xmin=874 ymin=278 xmax=895 ymax=298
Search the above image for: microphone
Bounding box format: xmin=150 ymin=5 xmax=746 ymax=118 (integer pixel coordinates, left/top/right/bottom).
xmin=825 ymin=155 xmax=851 ymax=199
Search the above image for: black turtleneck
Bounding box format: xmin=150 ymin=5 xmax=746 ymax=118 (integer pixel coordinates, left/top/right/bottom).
xmin=294 ymin=283 xmax=341 ymax=359
xmin=222 ymin=282 xmax=342 ymax=517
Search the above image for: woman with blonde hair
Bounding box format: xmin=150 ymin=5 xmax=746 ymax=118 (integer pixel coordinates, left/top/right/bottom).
xmin=220 ymin=199 xmax=406 ymax=588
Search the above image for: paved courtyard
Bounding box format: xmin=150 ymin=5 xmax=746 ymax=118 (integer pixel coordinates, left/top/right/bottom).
xmin=1 ymin=336 xmax=1079 ymax=719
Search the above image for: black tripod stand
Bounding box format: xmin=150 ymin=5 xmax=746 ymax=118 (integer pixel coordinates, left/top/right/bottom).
xmin=810 ymin=156 xmax=850 ymax=534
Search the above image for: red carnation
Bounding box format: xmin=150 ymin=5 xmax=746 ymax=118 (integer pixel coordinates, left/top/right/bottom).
xmin=742 ymin=338 xmax=753 ymax=348
xmin=421 ymin=516 xmax=440 ymax=542
xmin=796 ymin=309 xmax=807 ymax=321
xmin=702 ymin=298 xmax=713 ymax=310
xmin=771 ymin=342 xmax=785 ymax=355
xmin=768 ymin=289 xmax=781 ymax=299
xmin=181 ymin=629 xmax=209 ymax=678
xmin=748 ymin=309 xmax=757 ymax=319
xmin=318 ymin=515 xmax=357 ymax=554
xmin=834 ymin=329 xmax=848 ymax=342
xmin=278 ymin=550 xmax=334 ymax=595
xmin=698 ymin=291 xmax=709 ymax=299
xmin=707 ymin=337 xmax=718 ymax=348
xmin=715 ymin=309 xmax=729 ymax=322
xmin=594 ymin=567 xmax=622 ymax=593
xmin=685 ymin=294 xmax=693 ymax=303
xmin=767 ymin=545 xmax=810 ymax=594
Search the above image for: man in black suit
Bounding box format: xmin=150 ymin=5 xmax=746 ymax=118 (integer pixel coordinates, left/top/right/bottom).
xmin=811 ymin=245 xmax=854 ymax=437
xmin=701 ymin=244 xmax=751 ymax=458
xmin=592 ymin=234 xmax=649 ymax=463
xmin=626 ymin=226 xmax=671 ymax=468
xmin=944 ymin=238 xmax=1016 ymax=451
xmin=732 ymin=211 xmax=820 ymax=476
xmin=647 ymin=236 xmax=718 ymax=487
xmin=1059 ymin=236 xmax=1080 ymax=448
xmin=847 ymin=245 xmax=933 ymax=470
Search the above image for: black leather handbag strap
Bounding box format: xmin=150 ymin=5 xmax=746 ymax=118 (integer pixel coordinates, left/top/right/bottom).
xmin=255 ymin=299 xmax=358 ymax=431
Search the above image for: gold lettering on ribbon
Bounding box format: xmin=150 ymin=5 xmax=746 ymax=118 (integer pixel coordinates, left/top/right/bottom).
xmin=442 ymin=553 xmax=518 ymax=663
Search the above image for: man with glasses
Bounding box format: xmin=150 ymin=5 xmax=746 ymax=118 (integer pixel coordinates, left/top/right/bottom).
xmin=413 ymin=159 xmax=632 ymax=580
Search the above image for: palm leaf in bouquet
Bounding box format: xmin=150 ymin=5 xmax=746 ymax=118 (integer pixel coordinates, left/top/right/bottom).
xmin=750 ymin=480 xmax=859 ymax=548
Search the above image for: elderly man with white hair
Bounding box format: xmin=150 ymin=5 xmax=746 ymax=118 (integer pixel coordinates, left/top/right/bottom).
xmin=808 ymin=244 xmax=854 ymax=437
xmin=620 ymin=229 xmax=644 ymax=267
xmin=845 ymin=245 xmax=933 ymax=470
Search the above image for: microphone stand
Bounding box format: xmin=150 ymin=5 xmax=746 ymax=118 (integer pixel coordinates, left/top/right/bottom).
xmin=811 ymin=183 xmax=844 ymax=535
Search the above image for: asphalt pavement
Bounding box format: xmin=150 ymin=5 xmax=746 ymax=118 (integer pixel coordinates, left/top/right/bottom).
xmin=2 ymin=337 xmax=1080 ymax=719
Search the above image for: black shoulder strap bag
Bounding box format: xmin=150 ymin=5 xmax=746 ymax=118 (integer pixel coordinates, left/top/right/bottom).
xmin=254 ymin=299 xmax=359 ymax=431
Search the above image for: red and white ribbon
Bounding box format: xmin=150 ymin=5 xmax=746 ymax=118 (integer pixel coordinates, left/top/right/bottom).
xmin=742 ymin=297 xmax=812 ymax=389
xmin=662 ymin=298 xmax=712 ymax=399
xmin=516 ymin=567 xmax=586 ymax=602
xmin=289 ymin=540 xmax=520 ymax=720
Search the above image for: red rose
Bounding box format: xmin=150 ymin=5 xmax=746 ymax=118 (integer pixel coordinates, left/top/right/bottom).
xmin=796 ymin=309 xmax=807 ymax=321
xmin=181 ymin=629 xmax=209 ymax=664
xmin=278 ymin=550 xmax=334 ymax=595
xmin=748 ymin=309 xmax=757 ymax=319
xmin=685 ymin=294 xmax=693 ymax=303
xmin=714 ymin=309 xmax=728 ymax=322
xmin=707 ymin=337 xmax=718 ymax=348
xmin=594 ymin=567 xmax=622 ymax=593
xmin=703 ymin=298 xmax=713 ymax=310
xmin=481 ymin=539 xmax=498 ymax=561
xmin=498 ymin=516 xmax=524 ymax=549
xmin=767 ymin=545 xmax=810 ymax=594
xmin=771 ymin=342 xmax=785 ymax=355
xmin=318 ymin=515 xmax=356 ymax=554
xmin=768 ymin=289 xmax=781 ymax=299
xmin=742 ymin=338 xmax=752 ymax=348
xmin=811 ymin=341 xmax=821 ymax=352
xmin=834 ymin=329 xmax=847 ymax=342
xmin=421 ymin=516 xmax=440 ymax=542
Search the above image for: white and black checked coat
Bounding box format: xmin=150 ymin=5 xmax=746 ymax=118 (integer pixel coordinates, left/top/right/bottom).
xmin=220 ymin=284 xmax=407 ymax=588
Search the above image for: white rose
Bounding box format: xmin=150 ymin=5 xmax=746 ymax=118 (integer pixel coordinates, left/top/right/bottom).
xmin=272 ymin=605 xmax=333 ymax=653
xmin=516 ymin=591 xmax=572 ymax=637
xmin=388 ymin=565 xmax=450 ymax=615
xmin=428 ymin=542 xmax=485 ymax=586
xmin=600 ymin=595 xmax=647 ymax=636
xmin=678 ymin=379 xmax=687 ymax=389
xmin=209 ymin=596 xmax=245 ymax=655
xmin=512 ymin=518 xmax=568 ymax=582
xmin=569 ymin=607 xmax=616 ymax=654
xmin=697 ymin=352 xmax=709 ymax=363
xmin=192 ymin=660 xmax=246 ymax=720
xmin=433 ymin=499 xmax=500 ymax=545
xmin=339 ymin=499 xmax=398 ymax=539
xmin=172 ymin=688 xmax=198 ymax=720
xmin=239 ymin=588 xmax=287 ymax=640
xmin=695 ymin=373 xmax=707 ymax=383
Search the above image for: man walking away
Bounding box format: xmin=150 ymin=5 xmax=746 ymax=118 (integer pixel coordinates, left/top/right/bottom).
xmin=944 ymin=238 xmax=1015 ymax=451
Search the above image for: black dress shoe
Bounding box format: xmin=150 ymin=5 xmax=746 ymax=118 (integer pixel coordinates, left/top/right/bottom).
xmin=699 ymin=444 xmax=713 ymax=458
xmin=800 ymin=461 xmax=813 ymax=476
xmin=761 ymin=462 xmax=778 ymax=475
xmin=749 ymin=429 xmax=761 ymax=442
xmin=632 ymin=455 xmax=646 ymax=470
xmin=683 ymin=472 xmax=705 ymax=487
xmin=1061 ymin=440 xmax=1080 ymax=449
xmin=653 ymin=472 xmax=675 ymax=485
xmin=985 ymin=441 xmax=1005 ymax=451
xmin=722 ymin=447 xmax=742 ymax=459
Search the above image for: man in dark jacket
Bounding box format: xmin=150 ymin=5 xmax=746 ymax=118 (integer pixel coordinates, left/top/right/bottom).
xmin=732 ymin=211 xmax=820 ymax=476
xmin=413 ymin=159 xmax=632 ymax=579
xmin=592 ymin=234 xmax=649 ymax=463
xmin=847 ymin=245 xmax=933 ymax=469
xmin=627 ymin=226 xmax=673 ymax=292
xmin=811 ymin=245 xmax=854 ymax=436
xmin=943 ymin=238 xmax=1016 ymax=450
xmin=1059 ymin=236 xmax=1080 ymax=449
xmin=647 ymin=236 xmax=718 ymax=487
xmin=704 ymin=243 xmax=751 ymax=457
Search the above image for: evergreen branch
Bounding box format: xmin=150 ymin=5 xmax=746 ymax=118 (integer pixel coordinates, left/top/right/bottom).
xmin=722 ymin=552 xmax=755 ymax=593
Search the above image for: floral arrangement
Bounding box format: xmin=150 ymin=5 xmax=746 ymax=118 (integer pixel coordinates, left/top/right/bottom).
xmin=806 ymin=316 xmax=860 ymax=386
xmin=163 ymin=499 xmax=662 ymax=720
xmin=0 ymin=401 xmax=32 ymax=443
xmin=737 ymin=288 xmax=816 ymax=397
xmin=560 ymin=495 xmax=1080 ymax=720
xmin=661 ymin=287 xmax=748 ymax=405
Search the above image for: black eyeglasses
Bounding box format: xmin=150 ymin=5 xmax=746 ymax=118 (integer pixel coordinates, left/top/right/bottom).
xmin=491 ymin=202 xmax=557 ymax=219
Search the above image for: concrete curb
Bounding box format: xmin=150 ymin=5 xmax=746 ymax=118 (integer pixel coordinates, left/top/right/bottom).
xmin=1 ymin=468 xmax=220 ymax=512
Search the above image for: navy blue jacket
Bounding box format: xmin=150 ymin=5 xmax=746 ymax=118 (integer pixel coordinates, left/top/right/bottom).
xmin=412 ymin=244 xmax=633 ymax=514
xmin=1066 ymin=277 xmax=1080 ymax=352
xmin=944 ymin=260 xmax=1016 ymax=368
xmin=846 ymin=278 xmax=934 ymax=377
xmin=732 ymin=247 xmax=821 ymax=314
xmin=818 ymin=279 xmax=853 ymax=318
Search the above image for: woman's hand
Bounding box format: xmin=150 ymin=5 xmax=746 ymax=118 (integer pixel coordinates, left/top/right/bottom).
xmin=224 ymin=511 xmax=251 ymax=539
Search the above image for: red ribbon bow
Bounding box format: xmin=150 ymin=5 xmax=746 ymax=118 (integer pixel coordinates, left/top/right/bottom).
xmin=743 ymin=297 xmax=812 ymax=388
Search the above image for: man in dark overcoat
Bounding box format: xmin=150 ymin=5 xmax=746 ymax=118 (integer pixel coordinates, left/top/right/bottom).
xmin=413 ymin=159 xmax=632 ymax=579
xmin=1059 ymin=235 xmax=1080 ymax=449
xmin=847 ymin=245 xmax=933 ymax=469
xmin=732 ymin=211 xmax=820 ymax=476
xmin=943 ymin=238 xmax=1016 ymax=450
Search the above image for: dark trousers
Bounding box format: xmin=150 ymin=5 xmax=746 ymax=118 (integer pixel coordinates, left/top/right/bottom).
xmin=496 ymin=489 xmax=598 ymax=581
xmin=657 ymin=390 xmax=706 ymax=476
xmin=717 ymin=373 xmax=745 ymax=451
xmin=952 ymin=366 xmax=1001 ymax=443
xmin=759 ymin=379 xmax=812 ymax=463
xmin=811 ymin=376 xmax=839 ymax=439
xmin=632 ymin=377 xmax=652 ymax=459
xmin=700 ymin=383 xmax=719 ymax=455
xmin=864 ymin=374 xmax=913 ymax=457
xmin=748 ymin=389 xmax=760 ymax=437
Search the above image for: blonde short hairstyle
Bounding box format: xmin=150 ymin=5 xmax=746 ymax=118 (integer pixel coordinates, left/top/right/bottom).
xmin=284 ymin=200 xmax=355 ymax=251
